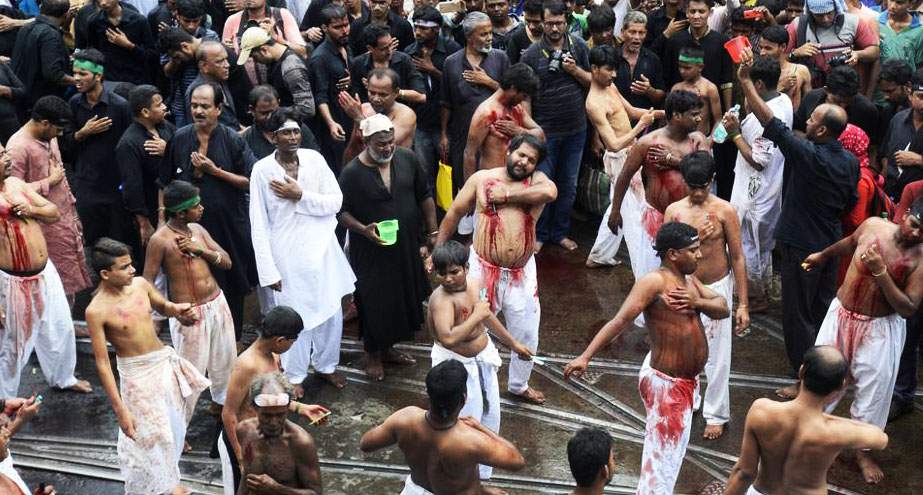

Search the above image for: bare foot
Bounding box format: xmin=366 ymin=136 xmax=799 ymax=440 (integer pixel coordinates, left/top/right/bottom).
xmin=511 ymin=387 xmax=546 ymax=404
xmin=749 ymin=298 xmax=769 ymax=313
xmin=343 ymin=302 xmax=358 ymax=322
xmin=585 ymin=258 xmax=621 ymax=268
xmin=703 ymin=424 xmax=725 ymax=440
xmin=293 ymin=383 xmax=305 ymax=399
xmin=382 ymin=348 xmax=416 ymax=365
xmin=317 ymin=371 xmax=347 ymax=388
xmin=365 ymin=358 xmax=384 ymax=381
xmin=182 ymin=441 xmax=192 ymax=453
xmin=169 ymin=485 xmax=191 ymax=495
xmin=481 ymin=486 xmax=508 ymax=495
xmin=558 ymin=237 xmax=578 ymax=251
xmin=534 ymin=241 xmax=543 ymax=253
xmin=775 ymin=383 xmax=800 ymax=400
xmin=856 ymin=450 xmax=885 ymax=484
xmin=206 ymin=402 xmax=223 ymax=416
xmin=65 ymin=379 xmax=93 ymax=393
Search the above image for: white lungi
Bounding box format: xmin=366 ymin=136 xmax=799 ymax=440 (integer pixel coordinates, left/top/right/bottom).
xmin=0 ymin=455 xmax=29 ymax=494
xmin=588 ymin=149 xmax=642 ymax=267
xmin=280 ymin=309 xmax=344 ymax=380
xmin=0 ymin=260 xmax=78 ymax=398
xmin=116 ymin=347 xmax=210 ymax=495
xmin=431 ymin=339 xmax=502 ymax=480
xmin=400 ymin=475 xmax=434 ymax=495
xmin=217 ymin=431 xmax=235 ymax=495
xmin=637 ymin=353 xmax=698 ymax=495
xmin=467 ymin=248 xmax=539 ymax=395
xmin=814 ymin=298 xmax=905 ymax=429
xmin=697 ymin=273 xmax=733 ymax=426
xmin=169 ymin=290 xmax=236 ymax=421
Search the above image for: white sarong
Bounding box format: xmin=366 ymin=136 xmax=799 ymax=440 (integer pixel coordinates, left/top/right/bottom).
xmin=0 ymin=260 xmax=78 ymax=398
xmin=0 ymin=455 xmax=28 ymax=494
xmin=467 ymin=248 xmax=539 ymax=396
xmin=588 ymin=149 xmax=643 ymax=267
xmin=815 ymin=298 xmax=905 ymax=429
xmin=169 ymin=290 xmax=236 ymax=422
xmin=697 ymin=273 xmax=733 ymax=426
xmin=116 ymin=347 xmax=210 ymax=495
xmin=431 ymin=338 xmax=502 ymax=480
xmin=637 ymin=353 xmax=699 ymax=495
xmin=400 ymin=475 xmax=434 ymax=495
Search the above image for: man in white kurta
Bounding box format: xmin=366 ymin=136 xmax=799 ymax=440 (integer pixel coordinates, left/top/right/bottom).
xmin=249 ymin=123 xmax=356 ymax=389
xmin=728 ymin=92 xmax=793 ymax=311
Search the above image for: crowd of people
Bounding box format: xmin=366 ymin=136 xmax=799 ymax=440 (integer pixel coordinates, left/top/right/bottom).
xmin=0 ymin=0 xmax=922 ymax=491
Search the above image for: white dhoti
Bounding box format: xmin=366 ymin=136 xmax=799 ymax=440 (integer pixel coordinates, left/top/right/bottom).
xmin=169 ymin=290 xmax=236 ymax=422
xmin=0 ymin=455 xmax=29 ymax=494
xmin=116 ymin=347 xmax=210 ymax=495
xmin=637 ymin=353 xmax=698 ymax=495
xmin=431 ymin=339 xmax=502 ymax=480
xmin=696 ymin=273 xmax=733 ymax=426
xmin=814 ymin=298 xmax=905 ymax=429
xmin=280 ymin=309 xmax=344 ymax=381
xmin=400 ymin=475 xmax=434 ymax=495
xmin=734 ymin=196 xmax=780 ymax=302
xmin=588 ymin=149 xmax=643 ymax=267
xmin=0 ymin=261 xmax=78 ymax=398
xmin=467 ymin=248 xmax=539 ymax=395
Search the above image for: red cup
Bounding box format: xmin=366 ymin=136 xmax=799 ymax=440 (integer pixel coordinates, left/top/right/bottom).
xmin=724 ymin=36 xmax=751 ymax=63
xmin=743 ymin=9 xmax=761 ymax=18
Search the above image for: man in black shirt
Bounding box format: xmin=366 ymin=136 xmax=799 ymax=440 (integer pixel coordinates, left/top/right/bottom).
xmin=486 ymin=0 xmax=520 ymax=51
xmin=505 ymin=0 xmax=542 ymax=64
xmin=11 ymin=0 xmax=75 ymax=110
xmin=794 ymin=65 xmax=881 ymax=145
xmin=350 ymin=24 xmax=427 ymax=104
xmin=81 ymin=0 xmax=158 ymax=85
xmin=243 ymin=85 xmax=317 ymax=159
xmin=405 ymin=6 xmax=462 ymax=192
xmin=738 ymin=50 xmax=859 ymax=399
xmin=348 ymin=0 xmax=414 ymax=55
xmin=115 ymin=85 xmax=176 ymax=251
xmin=616 ymin=11 xmax=666 ymax=110
xmin=878 ymin=71 xmax=923 ymax=199
xmin=309 ymin=3 xmax=353 ymax=174
xmin=645 ymin=0 xmax=685 ymax=48
xmin=60 ymin=49 xmax=135 ymax=250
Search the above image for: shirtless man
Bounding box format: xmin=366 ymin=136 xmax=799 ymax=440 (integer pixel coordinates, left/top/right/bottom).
xmin=464 ymin=63 xmax=545 ymax=180
xmin=663 ymin=152 xmax=749 ymax=440
xmin=0 ymin=148 xmax=92 ymax=398
xmin=435 ymin=133 xmax=557 ymax=404
xmin=85 ymin=238 xmax=209 ymax=495
xmin=758 ymin=25 xmax=811 ymax=109
xmin=800 ymin=201 xmax=923 ymax=483
xmin=143 ymin=180 xmax=236 ymax=423
xmin=428 ymin=240 xmax=534 ymax=486
xmin=725 ymin=346 xmax=888 ymax=495
xmin=339 ymin=67 xmax=417 ymax=164
xmin=236 ymin=372 xmax=322 ymax=495
xmin=360 ymin=359 xmax=526 ymax=495
xmin=564 ymin=221 xmax=730 ymax=495
xmin=609 ymin=90 xmax=709 ymax=286
xmin=671 ymin=46 xmax=722 ymax=136
xmin=220 ymin=306 xmax=329 ymax=495
xmin=584 ymin=45 xmax=659 ymax=269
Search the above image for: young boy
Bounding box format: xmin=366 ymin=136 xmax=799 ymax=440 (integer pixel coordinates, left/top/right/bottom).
xmin=426 ymin=240 xmax=534 ymax=482
xmin=672 ymin=45 xmax=722 ymax=136
xmin=758 ymin=24 xmax=812 ymax=108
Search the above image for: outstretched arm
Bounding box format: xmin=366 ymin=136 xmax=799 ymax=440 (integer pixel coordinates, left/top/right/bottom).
xmin=736 ymin=49 xmax=774 ymax=126
xmin=461 ymin=417 xmax=525 ymax=471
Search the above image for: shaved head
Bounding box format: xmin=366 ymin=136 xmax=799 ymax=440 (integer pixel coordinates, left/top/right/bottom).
xmin=817 ymin=103 xmax=848 ymax=139
xmin=802 ymin=345 xmax=847 ymax=396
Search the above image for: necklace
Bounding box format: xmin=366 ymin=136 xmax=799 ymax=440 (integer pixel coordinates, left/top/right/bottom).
xmin=424 ymin=411 xmax=457 ymax=431
xmin=166 ymin=221 xmax=199 ymax=257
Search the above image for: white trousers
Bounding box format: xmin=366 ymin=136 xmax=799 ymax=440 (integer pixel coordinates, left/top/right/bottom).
xmin=169 ymin=290 xmax=237 ymax=422
xmin=400 ymin=475 xmax=434 ymax=495
xmin=431 ymin=340 xmax=502 ymax=480
xmin=281 ymin=309 xmax=343 ymax=381
xmin=467 ymin=248 xmax=539 ymax=395
xmin=588 ymin=150 xmax=639 ymax=267
xmin=737 ymin=207 xmax=775 ymax=301
xmin=815 ymin=298 xmax=905 ymax=429
xmin=696 ymin=273 xmax=733 ymax=426
xmin=637 ymin=353 xmax=698 ymax=495
xmin=0 ymin=455 xmax=29 ymax=494
xmin=0 ymin=261 xmax=78 ymax=398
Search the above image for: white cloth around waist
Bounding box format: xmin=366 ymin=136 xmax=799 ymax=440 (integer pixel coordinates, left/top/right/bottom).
xmin=431 ymin=337 xmax=503 ymax=369
xmin=400 ymin=474 xmax=434 ymax=495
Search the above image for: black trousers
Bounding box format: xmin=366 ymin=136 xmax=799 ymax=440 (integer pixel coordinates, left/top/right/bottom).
xmin=780 ymin=243 xmax=838 ymax=375
xmin=220 ymin=424 xmax=242 ymax=491
xmin=894 ymin=303 xmax=923 ymax=403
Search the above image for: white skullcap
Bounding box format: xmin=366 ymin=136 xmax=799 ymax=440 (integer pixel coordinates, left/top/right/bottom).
xmin=359 ymin=113 xmax=394 ymax=137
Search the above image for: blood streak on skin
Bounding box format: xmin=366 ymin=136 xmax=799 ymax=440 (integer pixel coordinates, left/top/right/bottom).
xmin=243 ymin=443 xmax=254 ymax=464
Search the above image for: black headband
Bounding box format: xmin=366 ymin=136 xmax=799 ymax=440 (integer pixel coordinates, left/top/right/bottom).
xmin=654 ymin=234 xmax=699 ymax=253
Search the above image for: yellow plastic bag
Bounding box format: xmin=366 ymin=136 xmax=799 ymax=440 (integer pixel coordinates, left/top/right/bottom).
xmin=435 ymin=153 xmax=454 ymax=211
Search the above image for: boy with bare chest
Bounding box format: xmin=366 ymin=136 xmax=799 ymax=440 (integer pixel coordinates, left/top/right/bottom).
xmin=671 ymin=46 xmax=722 ymax=137
xmin=426 ymin=240 xmax=533 ymax=485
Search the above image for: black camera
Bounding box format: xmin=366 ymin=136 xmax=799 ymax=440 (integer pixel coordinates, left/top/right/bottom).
xmin=548 ymin=49 xmax=570 ymax=74
xmin=827 ymin=53 xmax=850 ymax=67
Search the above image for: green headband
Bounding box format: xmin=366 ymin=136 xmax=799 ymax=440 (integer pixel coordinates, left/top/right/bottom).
xmin=678 ymin=55 xmax=704 ymax=65
xmin=165 ymin=195 xmax=201 ymax=213
xmin=73 ymin=59 xmax=104 ymax=74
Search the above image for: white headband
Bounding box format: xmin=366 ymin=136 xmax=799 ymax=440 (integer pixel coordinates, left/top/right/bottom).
xmin=275 ymin=120 xmax=300 ymax=133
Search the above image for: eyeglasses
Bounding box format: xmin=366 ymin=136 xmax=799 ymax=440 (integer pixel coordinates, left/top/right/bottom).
xmin=543 ymin=20 xmax=565 ymax=27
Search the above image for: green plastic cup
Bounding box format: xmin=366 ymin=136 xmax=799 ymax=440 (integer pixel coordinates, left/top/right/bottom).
xmin=377 ymin=219 xmax=399 ymax=245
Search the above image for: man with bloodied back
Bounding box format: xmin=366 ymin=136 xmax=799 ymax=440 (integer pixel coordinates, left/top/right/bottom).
xmin=435 ymin=133 xmax=557 ymax=405
xmin=564 ymin=221 xmax=730 ymax=494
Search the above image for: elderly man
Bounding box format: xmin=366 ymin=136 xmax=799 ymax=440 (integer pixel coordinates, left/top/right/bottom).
xmin=339 ymin=67 xmax=418 ymax=164
xmin=250 ymin=108 xmax=356 ymax=390
xmin=162 ymin=82 xmax=258 ymax=340
xmin=184 ymin=40 xmax=254 ymax=129
xmin=615 ymin=11 xmax=666 ymax=110
xmin=338 ymin=114 xmax=437 ymax=381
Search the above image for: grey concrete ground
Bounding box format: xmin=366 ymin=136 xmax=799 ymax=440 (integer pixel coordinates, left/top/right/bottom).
xmin=9 ymin=217 xmax=923 ymax=494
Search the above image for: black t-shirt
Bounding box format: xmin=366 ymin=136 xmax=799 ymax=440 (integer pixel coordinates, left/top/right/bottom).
xmin=793 ymin=89 xmax=882 ymax=145
xmin=505 ymin=24 xmax=535 ymax=65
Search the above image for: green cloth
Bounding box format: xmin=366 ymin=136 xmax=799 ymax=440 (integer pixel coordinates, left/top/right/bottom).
xmin=875 ymin=14 xmax=923 ymax=104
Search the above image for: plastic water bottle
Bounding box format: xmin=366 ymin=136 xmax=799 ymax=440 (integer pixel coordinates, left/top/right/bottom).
xmin=713 ymin=104 xmax=741 ymax=144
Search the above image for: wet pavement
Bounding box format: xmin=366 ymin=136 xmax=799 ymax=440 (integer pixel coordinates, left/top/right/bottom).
xmin=10 ymin=216 xmax=923 ymax=494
